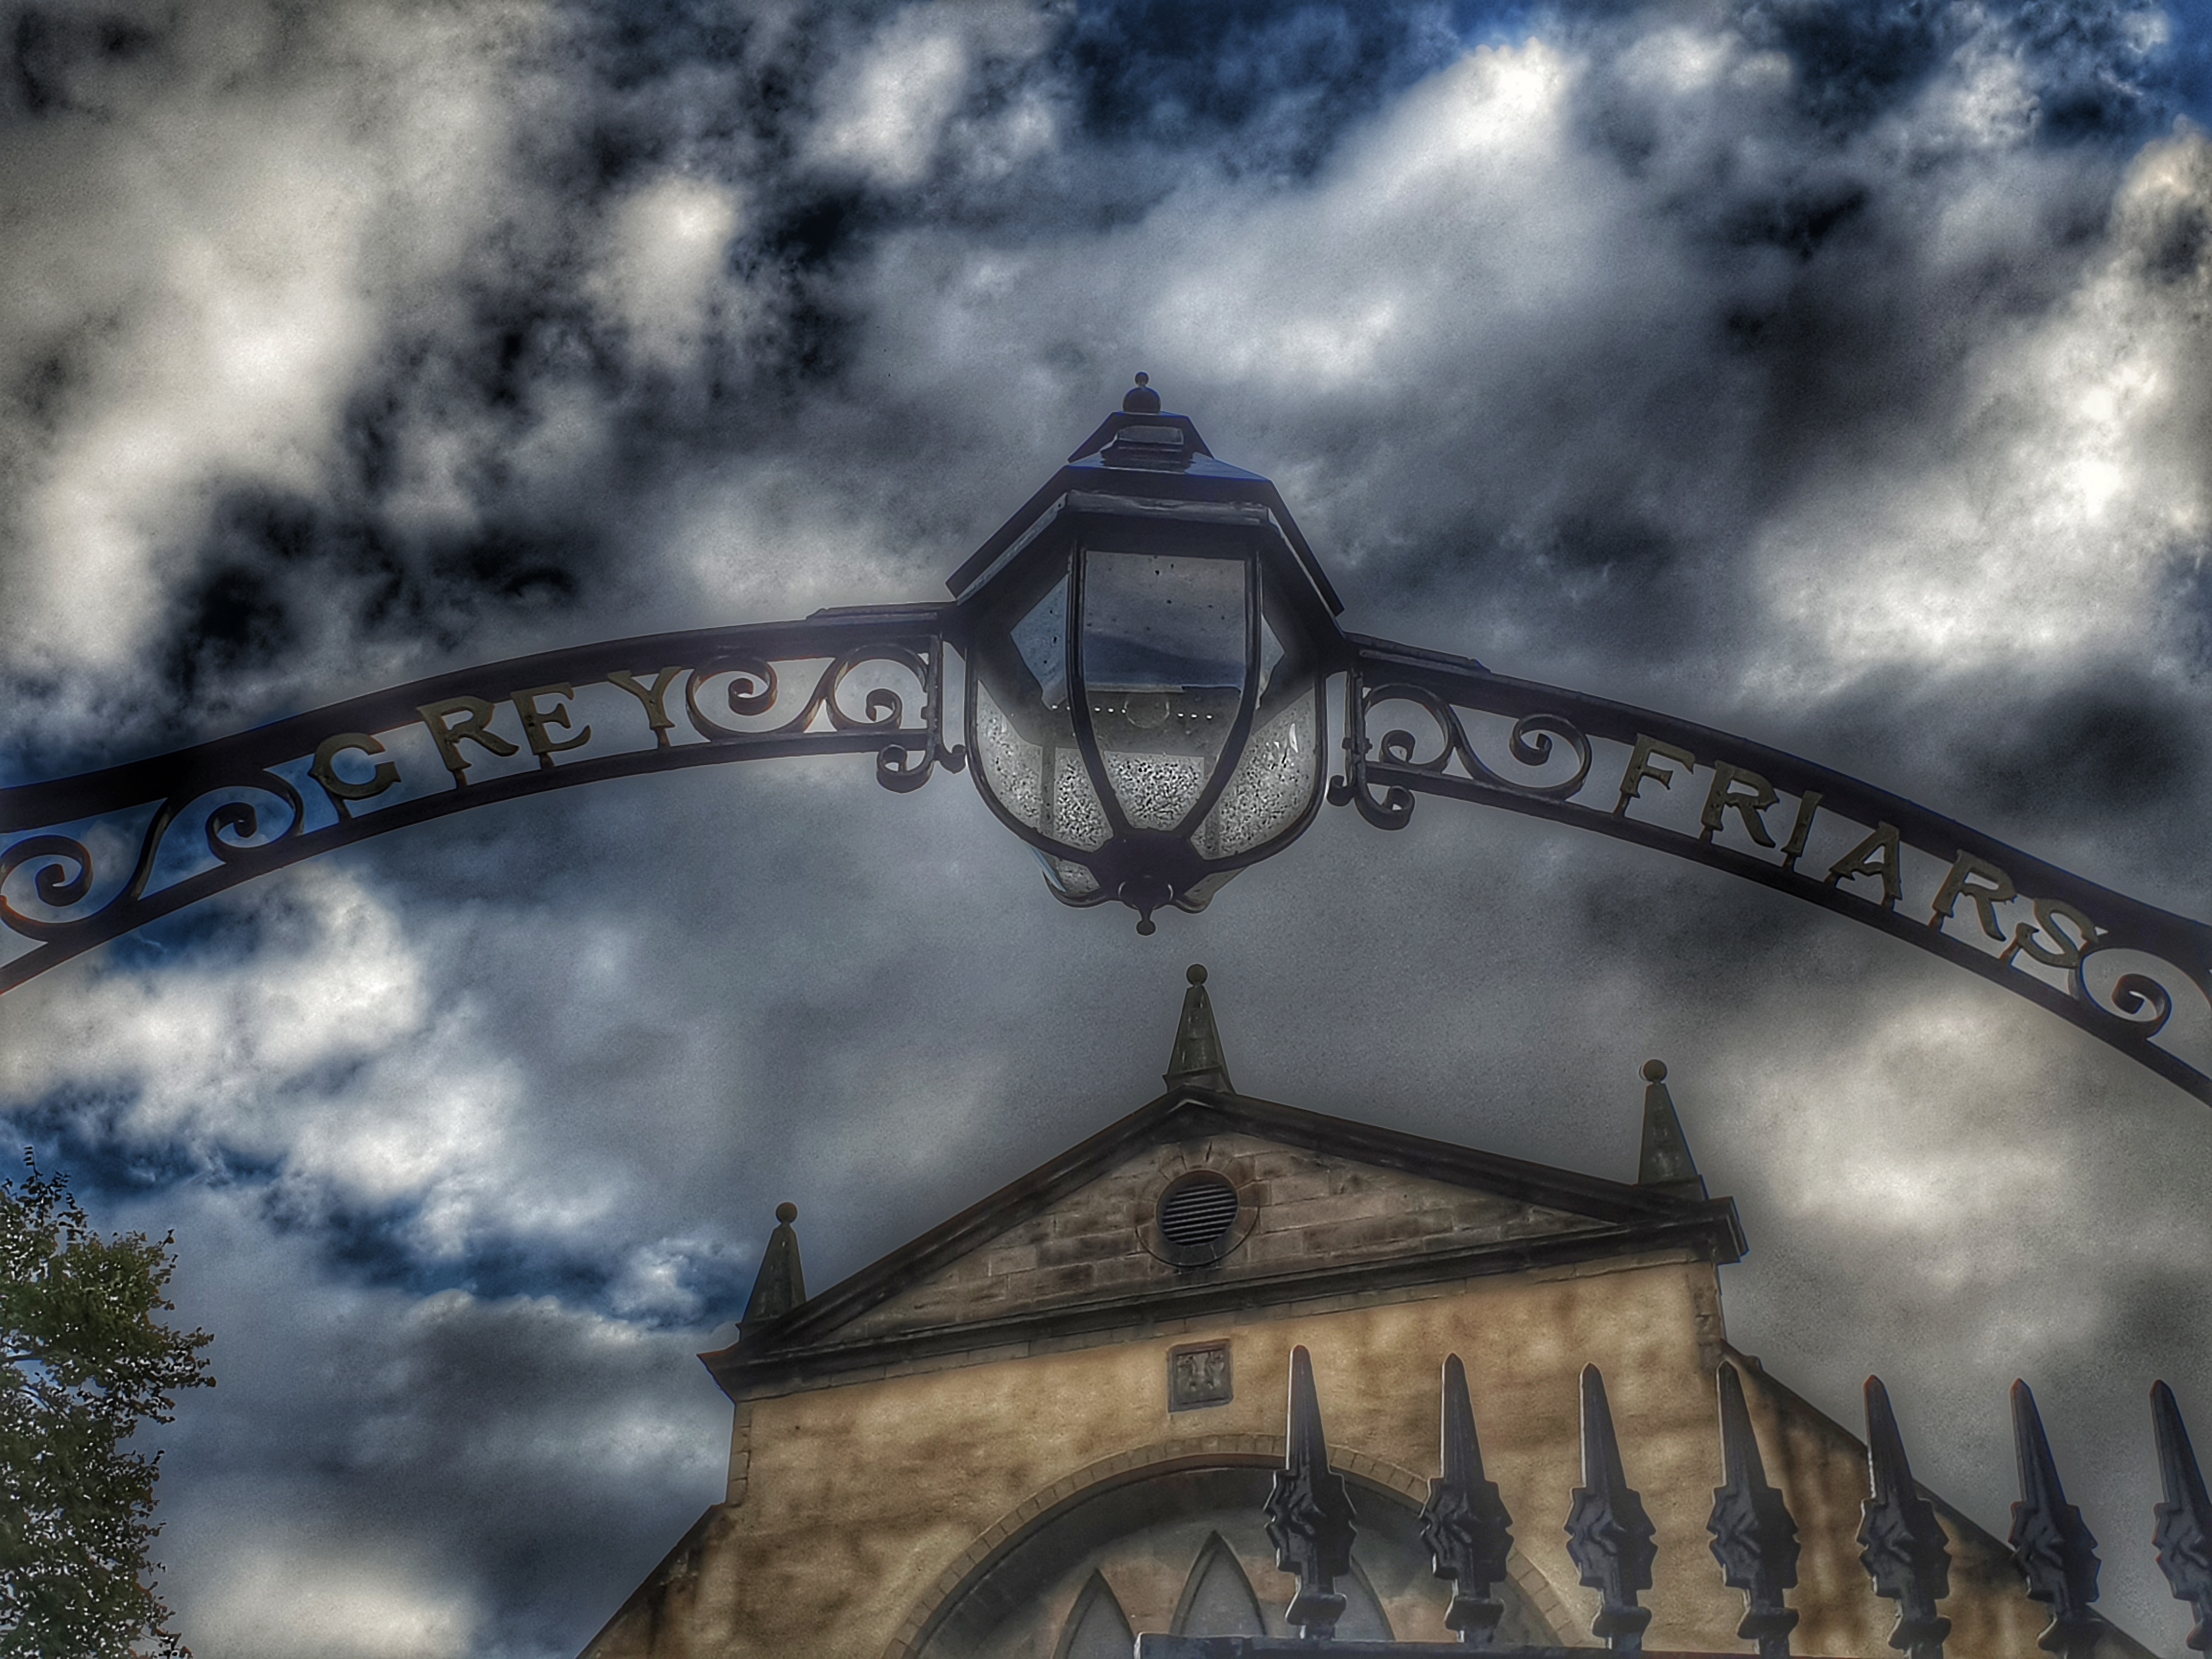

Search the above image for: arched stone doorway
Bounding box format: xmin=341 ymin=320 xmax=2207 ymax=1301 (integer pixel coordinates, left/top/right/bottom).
xmin=902 ymin=1454 xmax=1570 ymax=1657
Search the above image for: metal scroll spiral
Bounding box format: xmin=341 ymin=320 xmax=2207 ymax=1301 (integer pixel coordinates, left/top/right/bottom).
xmin=682 ymin=646 xmax=965 ymax=792
xmin=683 ymin=653 xmax=794 ymax=735
xmin=1328 ymin=750 xmax=1418 ymax=830
xmin=201 ymin=779 xmax=304 ymax=864
xmin=0 ymin=834 xmax=97 ymax=940
xmin=2072 ymin=941 xmax=2184 ymax=1041
xmin=1 ymin=774 xmax=311 ymax=945
xmin=1330 ymin=682 xmax=1592 ymax=831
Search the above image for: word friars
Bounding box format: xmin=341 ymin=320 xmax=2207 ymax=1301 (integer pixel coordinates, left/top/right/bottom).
xmin=1612 ymin=735 xmax=2102 ymax=977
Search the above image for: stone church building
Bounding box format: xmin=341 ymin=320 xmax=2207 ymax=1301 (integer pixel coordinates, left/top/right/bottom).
xmin=578 ymin=970 xmax=2145 ymax=1658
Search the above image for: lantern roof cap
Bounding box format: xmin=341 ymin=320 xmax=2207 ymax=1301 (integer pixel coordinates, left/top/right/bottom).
xmin=1063 ymin=408 xmax=1215 ymax=465
xmin=944 ymin=389 xmax=1344 ymax=620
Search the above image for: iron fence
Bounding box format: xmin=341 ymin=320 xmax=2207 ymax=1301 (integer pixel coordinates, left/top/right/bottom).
xmin=1135 ymin=1350 xmax=2212 ymax=1659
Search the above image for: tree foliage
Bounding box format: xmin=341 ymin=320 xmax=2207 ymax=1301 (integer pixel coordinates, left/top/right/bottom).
xmin=0 ymin=1153 xmax=213 ymax=1657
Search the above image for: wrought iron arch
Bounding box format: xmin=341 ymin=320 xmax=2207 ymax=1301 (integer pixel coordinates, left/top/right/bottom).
xmin=1 ymin=608 xmax=2205 ymax=1103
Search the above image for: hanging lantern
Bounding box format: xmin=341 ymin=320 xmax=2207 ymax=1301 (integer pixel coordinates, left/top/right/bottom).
xmin=948 ymin=380 xmax=1344 ymax=932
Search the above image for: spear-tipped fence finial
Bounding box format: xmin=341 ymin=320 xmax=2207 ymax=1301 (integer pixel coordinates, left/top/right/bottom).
xmin=1421 ymin=1353 xmax=1515 ymax=1646
xmin=1859 ymin=1376 xmax=1951 ymax=1659
xmin=1566 ymin=1364 xmax=1658 ymax=1654
xmin=2010 ymin=1380 xmax=2103 ymax=1659
xmin=2153 ymin=1381 xmax=2212 ymax=1652
xmin=1709 ymin=1361 xmax=1801 ymax=1659
xmin=1265 ymin=1345 xmax=1358 ymax=1639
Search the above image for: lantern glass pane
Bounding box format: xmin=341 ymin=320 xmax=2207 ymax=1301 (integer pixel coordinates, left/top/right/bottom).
xmin=1194 ymin=683 xmax=1319 ymax=857
xmin=973 ymin=675 xmax=1111 ymax=851
xmin=1259 ymin=616 xmax=1287 ymax=695
xmin=1034 ymin=851 xmax=1101 ymax=898
xmin=1011 ymin=575 xmax=1069 ymax=708
xmin=1080 ymin=549 xmax=1247 ymax=831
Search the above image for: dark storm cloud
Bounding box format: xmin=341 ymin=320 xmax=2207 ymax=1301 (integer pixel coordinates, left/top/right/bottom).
xmin=1966 ymin=672 xmax=2202 ymax=817
xmin=5 ymin=1 xmax=2212 ymax=1655
xmin=1054 ymin=0 xmax=1476 ymax=173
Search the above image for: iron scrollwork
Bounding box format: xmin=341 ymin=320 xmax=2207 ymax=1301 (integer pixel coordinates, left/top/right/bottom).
xmin=1331 ymin=636 xmax=2212 ymax=1108
xmin=680 ymin=639 xmax=956 ymax=793
xmin=1330 ymin=678 xmax=1590 ymax=831
xmin=0 ymin=610 xmax=963 ymax=995
xmin=0 ymin=836 xmax=100 ymax=941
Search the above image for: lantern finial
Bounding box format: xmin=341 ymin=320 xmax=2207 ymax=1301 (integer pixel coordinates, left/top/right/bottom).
xmin=1123 ymin=372 xmax=1161 ymax=413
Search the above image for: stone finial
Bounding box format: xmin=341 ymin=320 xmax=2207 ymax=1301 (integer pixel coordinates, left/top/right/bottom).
xmin=2151 ymin=1381 xmax=2212 ymax=1652
xmin=740 ymin=1201 xmax=806 ymax=1335
xmin=1123 ymin=371 xmax=1162 ymax=413
xmin=1636 ymin=1059 xmax=1708 ymax=1198
xmin=2009 ymin=1380 xmax=2102 ymax=1659
xmin=1265 ymin=1345 xmax=1357 ymax=1638
xmin=1164 ymin=964 xmax=1233 ymax=1093
xmin=1709 ymin=1361 xmax=1801 ymax=1659
xmin=1421 ymin=1353 xmax=1514 ymax=1645
xmin=1859 ymin=1376 xmax=1952 ymax=1659
xmin=1566 ymin=1364 xmax=1658 ymax=1654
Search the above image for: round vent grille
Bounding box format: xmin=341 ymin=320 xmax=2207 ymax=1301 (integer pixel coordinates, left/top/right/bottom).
xmin=1159 ymin=1173 xmax=1240 ymax=1250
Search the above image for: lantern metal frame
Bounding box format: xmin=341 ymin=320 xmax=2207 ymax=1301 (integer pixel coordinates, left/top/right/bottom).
xmin=946 ymin=406 xmax=1344 ymax=931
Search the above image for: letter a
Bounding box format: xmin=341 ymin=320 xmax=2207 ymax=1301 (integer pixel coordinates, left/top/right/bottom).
xmin=1825 ymin=823 xmax=1903 ymax=910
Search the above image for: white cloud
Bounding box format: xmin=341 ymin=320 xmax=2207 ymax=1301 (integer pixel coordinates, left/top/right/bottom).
xmin=811 ymin=2 xmax=1053 ymax=188
xmin=1758 ymin=125 xmax=2212 ymax=687
xmin=190 ymin=1539 xmax=480 ymax=1659
xmin=0 ymin=865 xmax=630 ymax=1260
xmin=0 ymin=1 xmax=545 ymax=675
xmin=1154 ymin=40 xmax=1638 ymax=399
xmin=814 ymin=7 xmax=977 ymax=187
xmin=592 ymin=176 xmax=744 ymax=370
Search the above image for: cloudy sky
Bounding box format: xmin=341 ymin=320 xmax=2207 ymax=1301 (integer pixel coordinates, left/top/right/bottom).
xmin=4 ymin=1 xmax=2212 ymax=1654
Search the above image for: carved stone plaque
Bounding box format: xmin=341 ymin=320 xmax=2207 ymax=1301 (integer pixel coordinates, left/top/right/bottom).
xmin=1168 ymin=1340 xmax=1233 ymax=1412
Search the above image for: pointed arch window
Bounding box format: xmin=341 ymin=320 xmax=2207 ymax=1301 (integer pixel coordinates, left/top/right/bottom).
xmin=1173 ymin=1532 xmax=1269 ymax=1637
xmin=1334 ymin=1558 xmax=1395 ymax=1640
xmin=1054 ymin=1571 xmax=1136 ymax=1659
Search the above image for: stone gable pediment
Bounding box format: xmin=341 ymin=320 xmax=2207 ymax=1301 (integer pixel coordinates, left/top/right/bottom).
xmin=833 ymin=1130 xmax=1598 ymax=1345
xmin=706 ymin=1091 xmax=1742 ymax=1395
